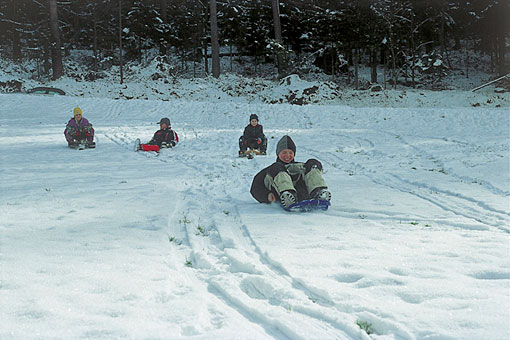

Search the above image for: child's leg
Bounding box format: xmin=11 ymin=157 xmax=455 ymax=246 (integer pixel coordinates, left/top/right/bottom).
xmin=304 ymin=159 xmax=328 ymax=195
xmin=239 ymin=136 xmax=247 ymax=151
xmin=261 ymin=138 xmax=268 ymax=153
xmin=264 ymin=163 xmax=296 ymax=196
xmin=86 ymin=127 xmax=95 ymax=142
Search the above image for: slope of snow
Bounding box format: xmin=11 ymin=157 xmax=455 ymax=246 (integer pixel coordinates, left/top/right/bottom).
xmin=1 ymin=54 xmax=509 ymax=109
xmin=1 ymin=91 xmax=508 ymax=339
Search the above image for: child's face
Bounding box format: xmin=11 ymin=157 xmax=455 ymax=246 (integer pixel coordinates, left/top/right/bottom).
xmin=160 ymin=123 xmax=167 ymax=129
xmin=74 ymin=114 xmax=82 ymax=121
xmin=250 ymin=119 xmax=258 ymax=127
xmin=278 ymin=149 xmax=294 ymax=163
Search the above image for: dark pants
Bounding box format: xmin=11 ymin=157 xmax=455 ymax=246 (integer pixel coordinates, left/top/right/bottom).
xmin=239 ymin=137 xmax=267 ymax=152
xmin=67 ymin=130 xmax=94 ymax=143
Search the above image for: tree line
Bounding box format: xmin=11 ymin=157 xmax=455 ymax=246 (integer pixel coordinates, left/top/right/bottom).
xmin=0 ymin=0 xmax=508 ymax=84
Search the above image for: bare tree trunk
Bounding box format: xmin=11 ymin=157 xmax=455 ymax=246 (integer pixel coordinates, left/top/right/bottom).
xmin=203 ymin=3 xmax=209 ymax=75
xmin=331 ymin=46 xmax=335 ymax=76
xmin=354 ymin=48 xmax=359 ymax=90
xmin=490 ymin=40 xmax=495 ymax=72
xmin=93 ymin=21 xmax=98 ymax=73
xmin=497 ymin=33 xmax=506 ymax=75
xmin=203 ymin=45 xmax=209 ymax=75
xmin=230 ymin=43 xmax=233 ymax=72
xmin=138 ymin=36 xmax=142 ymax=63
xmin=43 ymin=39 xmax=51 ymax=75
xmin=159 ymin=0 xmax=167 ymax=55
xmin=48 ymin=0 xmax=63 ymax=80
xmin=119 ymin=0 xmax=123 ymax=84
xmin=12 ymin=27 xmax=21 ymax=61
xmin=272 ymin=0 xmax=285 ymax=78
xmin=380 ymin=46 xmax=386 ymax=64
xmin=465 ymin=42 xmax=469 ymax=79
xmin=439 ymin=14 xmax=451 ymax=69
xmin=209 ymin=0 xmax=220 ymax=78
xmin=410 ymin=16 xmax=415 ymax=87
xmin=71 ymin=0 xmax=81 ymax=45
xmin=9 ymin=1 xmax=22 ymax=61
xmin=36 ymin=53 xmax=41 ymax=79
xmin=383 ymin=63 xmax=387 ymax=89
xmin=193 ymin=48 xmax=196 ymax=78
xmin=444 ymin=38 xmax=451 ymax=70
xmin=439 ymin=14 xmax=445 ymax=57
xmin=390 ymin=41 xmax=397 ymax=89
xmin=371 ymin=48 xmax=377 ymax=83
xmin=92 ymin=4 xmax=99 ymax=74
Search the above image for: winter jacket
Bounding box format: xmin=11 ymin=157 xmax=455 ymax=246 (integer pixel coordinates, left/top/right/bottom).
xmin=149 ymin=128 xmax=179 ymax=147
xmin=243 ymin=124 xmax=265 ymax=141
xmin=64 ymin=117 xmax=94 ymax=142
xmin=250 ymin=158 xmax=323 ymax=203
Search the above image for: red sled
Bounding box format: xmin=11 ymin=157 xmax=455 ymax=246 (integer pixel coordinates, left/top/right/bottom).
xmin=135 ymin=139 xmax=161 ymax=152
xmin=141 ymin=144 xmax=160 ymax=152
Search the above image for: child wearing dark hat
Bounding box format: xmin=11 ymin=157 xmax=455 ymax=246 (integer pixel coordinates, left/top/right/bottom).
xmin=250 ymin=135 xmax=331 ymax=208
xmin=239 ymin=114 xmax=267 ymax=156
xmin=149 ymin=117 xmax=178 ymax=147
xmin=136 ymin=117 xmax=179 ymax=152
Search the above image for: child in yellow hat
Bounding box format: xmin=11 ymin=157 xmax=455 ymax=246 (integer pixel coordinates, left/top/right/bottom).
xmin=64 ymin=106 xmax=95 ymax=148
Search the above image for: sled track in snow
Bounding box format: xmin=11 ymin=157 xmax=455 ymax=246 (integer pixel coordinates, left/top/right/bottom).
xmin=159 ymin=131 xmax=418 ymax=339
xmin=300 ymin=132 xmax=510 ymax=233
xmin=388 ymin=131 xmax=510 ymax=197
xmin=156 ymin=133 xmax=363 ymax=338
xmin=101 ymin=124 xmax=506 ymax=337
xmin=101 ymin=128 xmax=354 ymax=337
xmin=174 ymin=186 xmax=359 ymax=339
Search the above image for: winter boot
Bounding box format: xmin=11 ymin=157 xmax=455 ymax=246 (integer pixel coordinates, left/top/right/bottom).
xmin=312 ymin=188 xmax=331 ymax=201
xmin=280 ymin=190 xmax=297 ymax=208
xmin=68 ymin=140 xmax=78 ymax=148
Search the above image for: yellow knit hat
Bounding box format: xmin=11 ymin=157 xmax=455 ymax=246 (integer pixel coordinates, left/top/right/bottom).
xmin=73 ymin=107 xmax=83 ymax=117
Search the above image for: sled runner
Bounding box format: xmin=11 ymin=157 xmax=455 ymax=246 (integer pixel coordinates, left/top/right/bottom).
xmin=68 ymin=140 xmax=95 ymax=150
xmin=239 ymin=149 xmax=265 ymax=159
xmin=282 ymin=199 xmax=330 ymax=212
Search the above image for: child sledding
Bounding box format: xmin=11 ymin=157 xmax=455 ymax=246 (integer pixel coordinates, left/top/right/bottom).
xmin=250 ymin=135 xmax=331 ymax=211
xmin=239 ymin=114 xmax=267 ymax=158
xmin=64 ymin=107 xmax=95 ymax=149
xmin=135 ymin=117 xmax=179 ymax=152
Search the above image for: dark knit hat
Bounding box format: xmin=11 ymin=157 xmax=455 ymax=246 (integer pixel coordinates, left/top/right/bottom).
xmin=276 ymin=135 xmax=296 ymax=156
xmin=158 ymin=117 xmax=170 ymax=126
xmin=249 ymin=114 xmax=259 ymax=122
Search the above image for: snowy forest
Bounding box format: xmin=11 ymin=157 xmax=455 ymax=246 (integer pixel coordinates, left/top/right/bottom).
xmin=1 ymin=0 xmax=508 ymax=86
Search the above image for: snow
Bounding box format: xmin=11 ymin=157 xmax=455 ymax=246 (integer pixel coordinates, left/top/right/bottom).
xmin=1 ymin=65 xmax=509 ymax=339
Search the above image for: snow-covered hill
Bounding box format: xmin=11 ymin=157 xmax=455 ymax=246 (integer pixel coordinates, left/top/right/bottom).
xmin=1 ymin=91 xmax=509 ymax=339
xmin=1 ymin=53 xmax=509 ymax=109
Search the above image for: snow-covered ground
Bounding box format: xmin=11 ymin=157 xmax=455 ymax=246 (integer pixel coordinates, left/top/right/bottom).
xmin=2 ymin=51 xmax=509 ymax=109
xmin=1 ymin=84 xmax=508 ymax=340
